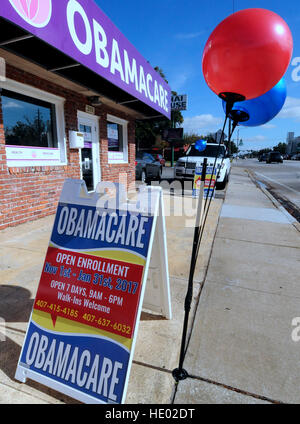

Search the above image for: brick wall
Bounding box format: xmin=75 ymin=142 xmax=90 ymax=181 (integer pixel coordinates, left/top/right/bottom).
xmin=0 ymin=64 xmax=136 ymax=230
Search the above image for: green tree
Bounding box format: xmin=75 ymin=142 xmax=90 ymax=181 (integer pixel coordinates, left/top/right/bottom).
xmin=5 ymin=109 xmax=51 ymax=147
xmin=257 ymin=148 xmax=272 ymax=156
xmin=227 ymin=140 xmax=239 ymax=154
xmin=135 ymin=67 xmax=184 ymax=150
xmin=183 ymin=133 xmax=203 ymax=145
xmin=183 ymin=133 xmax=216 ymax=145
xmin=272 ymin=142 xmax=286 ymax=154
xmin=182 ymin=133 xmax=238 ymax=156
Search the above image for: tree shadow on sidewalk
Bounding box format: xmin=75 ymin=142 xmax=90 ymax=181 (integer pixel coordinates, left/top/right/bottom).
xmin=0 ymin=336 xmax=78 ymax=404
xmin=0 ymin=285 xmax=79 ymax=403
xmin=0 ymin=285 xmax=34 ymax=323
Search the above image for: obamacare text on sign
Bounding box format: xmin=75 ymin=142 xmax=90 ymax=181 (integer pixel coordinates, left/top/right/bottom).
xmin=2 ymin=0 xmax=171 ymax=118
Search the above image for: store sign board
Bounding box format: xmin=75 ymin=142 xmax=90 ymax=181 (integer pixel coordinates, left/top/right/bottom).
xmin=162 ymin=128 xmax=183 ymax=141
xmin=171 ymin=94 xmax=187 ymax=111
xmin=2 ymin=0 xmax=171 ymax=118
xmin=15 ymin=179 xmax=171 ymax=404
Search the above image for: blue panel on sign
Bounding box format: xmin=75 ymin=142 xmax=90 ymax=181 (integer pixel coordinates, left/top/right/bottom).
xmin=20 ymin=321 xmax=129 ymax=404
xmin=51 ymin=203 xmax=154 ymax=259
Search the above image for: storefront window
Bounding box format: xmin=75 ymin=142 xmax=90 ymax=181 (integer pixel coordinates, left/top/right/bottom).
xmin=1 ymin=79 xmax=66 ymax=167
xmin=107 ymin=121 xmax=123 ymax=152
xmin=2 ymin=89 xmax=58 ymax=148
xmin=107 ymin=114 xmax=128 ymax=163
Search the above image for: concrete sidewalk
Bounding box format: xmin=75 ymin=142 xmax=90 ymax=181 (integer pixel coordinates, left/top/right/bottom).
xmin=0 ymin=165 xmax=299 ymax=404
xmin=174 ymin=164 xmax=300 ymax=404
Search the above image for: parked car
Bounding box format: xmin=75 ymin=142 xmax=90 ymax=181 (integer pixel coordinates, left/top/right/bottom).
xmin=258 ymin=153 xmax=267 ymax=162
xmin=291 ymin=153 xmax=300 ymax=160
xmin=266 ymin=151 xmax=283 ymax=163
xmin=174 ymin=142 xmax=230 ymax=190
xmin=135 ymin=152 xmax=162 ymax=182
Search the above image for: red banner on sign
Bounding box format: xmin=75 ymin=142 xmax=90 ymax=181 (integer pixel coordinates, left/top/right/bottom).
xmin=33 ymin=247 xmax=144 ymax=339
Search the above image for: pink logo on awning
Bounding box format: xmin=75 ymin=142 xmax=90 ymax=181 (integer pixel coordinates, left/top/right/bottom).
xmin=9 ymin=0 xmax=52 ymax=28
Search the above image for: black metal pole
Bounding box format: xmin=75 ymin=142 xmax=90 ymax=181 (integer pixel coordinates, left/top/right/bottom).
xmin=172 ymin=159 xmax=207 ymax=381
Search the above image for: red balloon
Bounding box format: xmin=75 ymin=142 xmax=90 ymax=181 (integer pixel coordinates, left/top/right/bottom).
xmin=202 ymin=8 xmax=293 ymax=100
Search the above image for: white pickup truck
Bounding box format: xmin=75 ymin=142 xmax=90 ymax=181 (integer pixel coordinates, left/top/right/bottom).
xmin=174 ymin=142 xmax=231 ymax=189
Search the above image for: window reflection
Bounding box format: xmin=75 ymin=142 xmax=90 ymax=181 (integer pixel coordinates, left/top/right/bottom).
xmin=107 ymin=121 xmax=123 ymax=152
xmin=2 ymin=89 xmax=58 ymax=148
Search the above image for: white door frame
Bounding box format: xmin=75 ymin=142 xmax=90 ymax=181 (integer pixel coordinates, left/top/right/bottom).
xmin=77 ymin=111 xmax=101 ymax=192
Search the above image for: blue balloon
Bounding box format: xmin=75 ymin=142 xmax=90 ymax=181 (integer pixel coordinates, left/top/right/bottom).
xmin=222 ymin=78 xmax=287 ymax=127
xmin=195 ymin=139 xmax=207 ymax=151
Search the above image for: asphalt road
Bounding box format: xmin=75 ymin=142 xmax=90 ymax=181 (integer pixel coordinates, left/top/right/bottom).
xmin=234 ymin=158 xmax=300 ymax=218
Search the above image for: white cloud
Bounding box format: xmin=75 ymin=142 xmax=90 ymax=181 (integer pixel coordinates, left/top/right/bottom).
xmin=175 ymin=31 xmax=203 ymax=40
xmin=277 ymin=96 xmax=300 ymax=120
xmin=260 ymin=123 xmax=276 ymax=129
xmin=182 ymin=114 xmax=223 ymax=134
xmin=2 ymin=101 xmax=23 ymax=109
xmin=245 ymin=135 xmax=266 ymax=141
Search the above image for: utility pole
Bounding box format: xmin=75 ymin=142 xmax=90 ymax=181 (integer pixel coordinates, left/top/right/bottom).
xmin=171 ymin=110 xmax=175 ymax=167
xmin=228 ymin=118 xmax=232 ymax=156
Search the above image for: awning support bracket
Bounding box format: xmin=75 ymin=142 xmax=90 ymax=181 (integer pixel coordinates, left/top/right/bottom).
xmin=0 ymin=34 xmax=34 ymax=46
xmin=50 ymin=63 xmax=81 ymax=72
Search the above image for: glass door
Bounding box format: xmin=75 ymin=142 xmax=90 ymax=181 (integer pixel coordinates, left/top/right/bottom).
xmin=78 ymin=113 xmax=100 ymax=192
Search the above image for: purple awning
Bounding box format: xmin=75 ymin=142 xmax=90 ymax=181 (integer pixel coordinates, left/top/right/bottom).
xmin=0 ymin=0 xmax=171 ymax=119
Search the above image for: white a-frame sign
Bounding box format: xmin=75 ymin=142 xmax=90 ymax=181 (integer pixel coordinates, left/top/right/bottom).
xmin=15 ymin=179 xmax=171 ymax=404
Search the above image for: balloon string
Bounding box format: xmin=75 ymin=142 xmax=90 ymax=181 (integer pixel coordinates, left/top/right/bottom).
xmin=202 ymin=113 xmax=229 ymax=217
xmin=194 ymin=119 xmax=237 ymax=269
xmin=173 ymin=112 xmax=230 ymax=381
xmin=183 ymin=115 xmax=238 ymax=359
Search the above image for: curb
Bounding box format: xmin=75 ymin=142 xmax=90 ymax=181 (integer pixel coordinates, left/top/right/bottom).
xmin=246 ymin=169 xmax=300 ymax=233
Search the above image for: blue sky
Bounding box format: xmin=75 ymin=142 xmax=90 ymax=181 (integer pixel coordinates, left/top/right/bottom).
xmin=95 ymin=0 xmax=300 ymax=151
